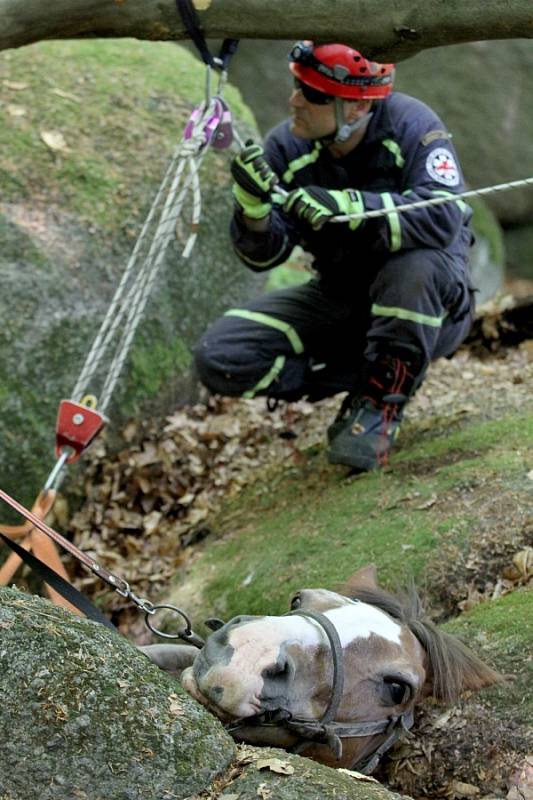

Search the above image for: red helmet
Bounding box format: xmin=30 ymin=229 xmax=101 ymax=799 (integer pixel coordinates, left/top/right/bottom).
xmin=289 ymin=41 xmax=395 ymax=100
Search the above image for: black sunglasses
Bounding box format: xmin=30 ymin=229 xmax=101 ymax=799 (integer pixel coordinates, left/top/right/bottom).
xmin=293 ymin=78 xmax=334 ymax=106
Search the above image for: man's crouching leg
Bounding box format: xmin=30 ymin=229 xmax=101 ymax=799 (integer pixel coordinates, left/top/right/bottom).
xmin=194 ymin=307 xmax=309 ymax=400
xmin=327 ymin=249 xmax=474 ymax=472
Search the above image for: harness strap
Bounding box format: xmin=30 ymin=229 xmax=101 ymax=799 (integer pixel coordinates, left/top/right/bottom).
xmin=175 ymin=0 xmax=239 ymax=70
xmin=354 ymin=711 xmax=414 ymax=775
xmin=0 ymin=531 xmax=117 ymax=631
xmin=288 ymin=609 xmax=345 ymax=724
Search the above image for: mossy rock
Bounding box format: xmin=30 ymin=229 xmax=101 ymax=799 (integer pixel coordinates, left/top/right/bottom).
xmin=395 ymin=41 xmax=533 ymax=226
xmin=0 ymin=39 xmax=262 ymax=508
xmin=0 ymin=586 xmax=413 ymax=800
xmin=502 ymin=224 xmax=533 ymax=280
xmin=0 ymin=586 xmax=236 ymax=800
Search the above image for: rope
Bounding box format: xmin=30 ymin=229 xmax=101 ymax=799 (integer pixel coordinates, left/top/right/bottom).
xmin=70 ymin=93 xmax=218 ymax=415
xmin=334 ymin=174 xmax=533 ymax=223
xmin=274 ymin=175 xmax=533 ymax=223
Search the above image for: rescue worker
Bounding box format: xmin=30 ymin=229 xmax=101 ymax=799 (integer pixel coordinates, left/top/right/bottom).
xmin=194 ymin=41 xmax=475 ymax=471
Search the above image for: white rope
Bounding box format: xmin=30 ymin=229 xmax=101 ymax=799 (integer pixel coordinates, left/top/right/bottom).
xmin=71 ymin=94 xmax=218 ymax=414
xmin=334 ymin=175 xmax=533 ymax=222
xmin=274 ymin=176 xmax=533 ymax=223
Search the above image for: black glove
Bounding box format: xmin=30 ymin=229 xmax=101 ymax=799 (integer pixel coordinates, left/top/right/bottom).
xmin=283 ymin=186 xmax=364 ymax=230
xmin=231 ymin=140 xmax=279 ymax=219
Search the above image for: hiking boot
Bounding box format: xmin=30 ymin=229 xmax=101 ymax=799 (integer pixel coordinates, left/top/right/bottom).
xmin=327 ymin=354 xmax=421 ymax=471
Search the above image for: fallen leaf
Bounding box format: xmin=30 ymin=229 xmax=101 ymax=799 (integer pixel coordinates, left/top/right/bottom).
xmin=450 ymin=780 xmax=480 ymax=798
xmin=168 ymin=693 xmax=185 ymax=716
xmin=256 ymin=784 xmax=271 ymax=800
xmin=256 ymin=757 xmax=294 ymax=775
xmin=3 ymin=80 xmax=28 ymax=90
xmin=415 ymin=493 xmax=437 ymax=510
xmin=338 ymin=768 xmax=379 ymax=782
xmin=50 ymin=88 xmax=81 ymax=103
xmin=40 ymin=130 xmax=68 ymax=152
xmin=513 ymin=547 xmax=533 ymax=579
xmin=6 ymin=104 xmax=26 ymax=117
xmin=507 ymin=755 xmax=533 ymax=800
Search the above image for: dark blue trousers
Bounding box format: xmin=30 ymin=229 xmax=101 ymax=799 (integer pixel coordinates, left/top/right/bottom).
xmin=194 ymin=249 xmax=474 ymax=401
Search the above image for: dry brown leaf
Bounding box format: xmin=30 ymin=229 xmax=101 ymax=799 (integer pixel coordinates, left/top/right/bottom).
xmin=256 ymin=757 xmax=295 ymax=775
xmin=513 ymin=547 xmax=533 ymax=578
xmin=450 ymin=780 xmax=480 ymax=798
xmin=168 ymin=693 xmax=185 ymax=716
xmin=415 ymin=494 xmax=438 ymax=510
xmin=50 ymin=88 xmax=81 ymax=103
xmin=256 ymin=784 xmax=272 ymax=799
xmin=507 ymin=756 xmax=533 ymax=800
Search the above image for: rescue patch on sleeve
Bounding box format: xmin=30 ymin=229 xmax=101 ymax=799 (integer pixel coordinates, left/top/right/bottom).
xmin=421 ymin=129 xmax=452 ymax=146
xmin=426 ymin=147 xmax=460 ymax=186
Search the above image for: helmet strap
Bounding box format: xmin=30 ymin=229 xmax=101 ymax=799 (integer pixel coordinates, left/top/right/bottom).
xmin=331 ymin=98 xmax=373 ymax=144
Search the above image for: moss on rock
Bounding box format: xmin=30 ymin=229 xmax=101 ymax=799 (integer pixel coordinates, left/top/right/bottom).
xmin=224 ymin=746 xmax=412 ymax=800
xmin=0 ymin=586 xmax=235 ymax=800
xmin=0 ymin=588 xmax=418 ymax=800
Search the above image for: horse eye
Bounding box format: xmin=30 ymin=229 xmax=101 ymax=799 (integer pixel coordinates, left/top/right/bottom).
xmin=383 ymin=678 xmax=411 ymax=705
xmin=290 ymin=594 xmax=302 ymax=610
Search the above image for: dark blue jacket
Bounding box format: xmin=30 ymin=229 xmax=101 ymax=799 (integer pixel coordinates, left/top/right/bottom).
xmin=231 ymin=92 xmax=473 ymax=286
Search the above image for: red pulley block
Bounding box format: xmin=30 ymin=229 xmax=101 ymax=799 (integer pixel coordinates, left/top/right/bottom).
xmin=55 ymin=400 xmax=107 ymax=463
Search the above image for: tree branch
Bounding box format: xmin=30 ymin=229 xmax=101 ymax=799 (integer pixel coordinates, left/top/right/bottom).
xmin=2 ymin=0 xmax=533 ymax=59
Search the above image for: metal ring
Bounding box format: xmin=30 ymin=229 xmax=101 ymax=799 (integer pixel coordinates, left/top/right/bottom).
xmin=144 ymin=603 xmax=194 ymax=641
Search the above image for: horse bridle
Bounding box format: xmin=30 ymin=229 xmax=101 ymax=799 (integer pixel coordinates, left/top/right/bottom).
xmin=226 ymin=608 xmax=414 ymax=774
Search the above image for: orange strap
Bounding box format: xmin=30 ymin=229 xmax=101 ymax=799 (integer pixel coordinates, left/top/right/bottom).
xmin=0 ymin=490 xmax=80 ymax=615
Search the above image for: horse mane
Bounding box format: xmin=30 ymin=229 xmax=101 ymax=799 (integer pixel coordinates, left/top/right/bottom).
xmin=348 ymin=585 xmax=503 ymax=704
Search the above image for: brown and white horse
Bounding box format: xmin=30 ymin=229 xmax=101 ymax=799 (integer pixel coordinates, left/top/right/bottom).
xmin=145 ymin=567 xmax=501 ymax=772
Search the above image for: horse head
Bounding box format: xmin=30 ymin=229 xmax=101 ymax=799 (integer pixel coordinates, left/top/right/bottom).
xmin=179 ymin=566 xmax=501 ymax=771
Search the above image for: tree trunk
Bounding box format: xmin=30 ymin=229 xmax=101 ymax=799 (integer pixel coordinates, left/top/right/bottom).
xmin=2 ymin=0 xmax=533 ymax=59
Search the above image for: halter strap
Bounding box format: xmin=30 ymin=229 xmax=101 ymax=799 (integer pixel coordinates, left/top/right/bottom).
xmin=226 ymin=606 xmax=415 ymax=772
xmin=288 ymin=609 xmax=345 ymax=725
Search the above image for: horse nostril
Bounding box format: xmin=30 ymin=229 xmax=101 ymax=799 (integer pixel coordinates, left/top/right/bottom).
xmin=209 ymin=685 xmax=224 ymax=703
xmin=262 ymin=660 xmax=290 ymax=680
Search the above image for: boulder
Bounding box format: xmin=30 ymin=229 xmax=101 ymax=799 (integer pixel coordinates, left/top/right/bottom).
xmin=502 ymin=224 xmax=533 ymax=280
xmin=0 ymin=586 xmax=413 ymax=800
xmin=0 ymin=586 xmax=235 ymax=800
xmin=0 ymin=40 xmax=261 ymax=507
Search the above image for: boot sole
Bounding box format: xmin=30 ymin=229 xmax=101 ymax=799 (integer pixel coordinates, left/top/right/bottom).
xmin=327 ymin=448 xmax=379 ymax=471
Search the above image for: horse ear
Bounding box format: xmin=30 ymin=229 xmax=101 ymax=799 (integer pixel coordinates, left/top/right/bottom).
xmin=340 ymin=564 xmax=379 ymax=595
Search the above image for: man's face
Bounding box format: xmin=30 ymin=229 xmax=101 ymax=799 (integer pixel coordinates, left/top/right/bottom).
xmin=289 ymin=79 xmax=337 ymax=139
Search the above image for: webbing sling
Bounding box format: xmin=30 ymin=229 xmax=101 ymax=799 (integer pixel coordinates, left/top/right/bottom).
xmin=176 ymin=0 xmax=239 ymax=70
xmin=0 ymin=531 xmax=117 ymax=631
